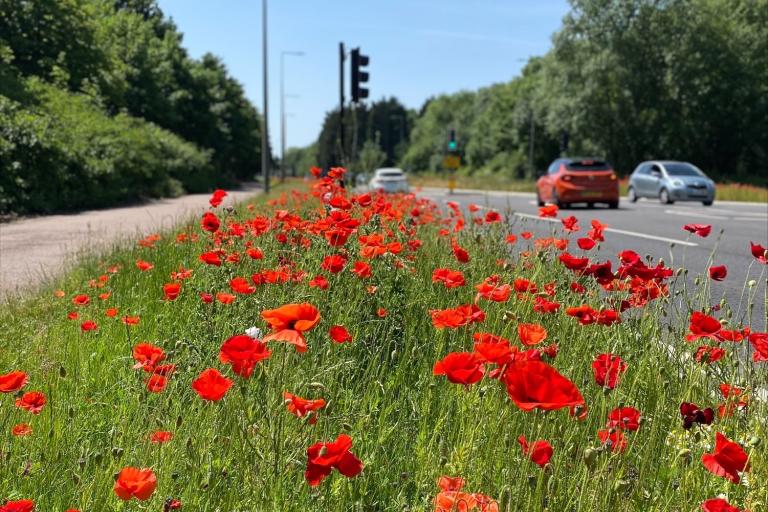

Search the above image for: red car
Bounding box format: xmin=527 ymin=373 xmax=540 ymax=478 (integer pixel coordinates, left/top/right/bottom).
xmin=536 ymin=157 xmax=619 ymax=209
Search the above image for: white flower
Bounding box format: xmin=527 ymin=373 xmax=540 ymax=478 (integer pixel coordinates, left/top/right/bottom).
xmin=245 ymin=326 xmax=262 ymax=339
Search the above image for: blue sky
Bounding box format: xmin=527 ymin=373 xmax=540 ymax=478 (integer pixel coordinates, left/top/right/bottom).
xmin=157 ymin=0 xmax=570 ymax=153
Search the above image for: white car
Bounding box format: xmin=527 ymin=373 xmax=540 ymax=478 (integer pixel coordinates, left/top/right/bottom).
xmin=369 ymin=168 xmax=409 ymax=193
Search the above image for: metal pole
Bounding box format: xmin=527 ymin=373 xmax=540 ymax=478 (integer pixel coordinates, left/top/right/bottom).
xmin=339 ymin=42 xmax=345 ymax=165
xmin=280 ymin=53 xmax=285 ymax=183
xmin=261 ymin=0 xmax=270 ymax=193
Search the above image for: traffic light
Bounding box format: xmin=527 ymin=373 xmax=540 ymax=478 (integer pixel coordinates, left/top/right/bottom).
xmin=350 ymin=48 xmax=369 ymax=103
xmin=447 ymin=129 xmax=457 ymax=152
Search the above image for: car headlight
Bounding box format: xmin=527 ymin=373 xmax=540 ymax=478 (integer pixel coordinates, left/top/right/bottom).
xmin=672 ymin=180 xmax=683 ymax=187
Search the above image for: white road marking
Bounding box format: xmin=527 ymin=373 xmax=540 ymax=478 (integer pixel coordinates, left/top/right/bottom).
xmin=512 ymin=212 xmax=699 ymax=246
xmin=663 ymin=209 xmax=729 ymax=220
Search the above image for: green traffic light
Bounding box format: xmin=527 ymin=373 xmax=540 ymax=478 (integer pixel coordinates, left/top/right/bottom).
xmin=448 ymin=141 xmax=457 ymax=151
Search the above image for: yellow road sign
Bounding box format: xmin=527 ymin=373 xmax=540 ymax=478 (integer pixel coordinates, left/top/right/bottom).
xmin=443 ymin=155 xmax=461 ymax=169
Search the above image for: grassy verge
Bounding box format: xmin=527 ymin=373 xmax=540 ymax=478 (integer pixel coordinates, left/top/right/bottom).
xmin=410 ymin=172 xmax=768 ymax=202
xmin=0 ymin=179 xmax=766 ymax=511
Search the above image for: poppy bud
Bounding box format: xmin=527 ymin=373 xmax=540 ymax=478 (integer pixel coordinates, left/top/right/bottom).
xmin=342 ymin=422 xmax=353 ymax=431
xmin=172 ymin=472 xmax=179 ymax=480
xmin=78 ymin=458 xmax=86 ymax=470
xmin=503 ymin=311 xmax=516 ymax=322
xmin=94 ymin=453 xmax=103 ymax=465
xmin=73 ymin=473 xmax=80 ymax=485
xmin=176 ymin=415 xmax=183 ymax=428
xmin=439 ymin=456 xmax=448 ymax=466
xmin=583 ymin=447 xmax=599 ymax=469
xmin=748 ymin=279 xmax=757 ymax=288
xmin=200 ymin=479 xmax=209 ymax=490
xmin=112 ymin=447 xmax=124 ymax=458
xmin=527 ymin=475 xmax=537 ymax=488
xmin=59 ymin=365 xmax=67 ymax=378
xmin=694 ymin=277 xmax=701 ymax=285
xmin=748 ymin=436 xmax=761 ymax=447
xmin=68 ymin=407 xmax=75 ymax=418
xmin=309 ymin=382 xmax=325 ymax=390
xmin=676 ymin=447 xmax=692 ymax=463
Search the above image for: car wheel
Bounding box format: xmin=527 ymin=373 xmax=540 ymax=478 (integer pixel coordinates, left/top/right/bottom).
xmin=627 ymin=186 xmax=638 ymax=203
xmin=608 ymin=200 xmax=619 ymax=209
xmin=536 ymin=190 xmax=545 ymax=207
xmin=659 ymin=188 xmax=674 ymax=204
xmin=552 ymin=189 xmax=565 ymax=208
xmin=702 ymin=200 xmax=713 ymax=206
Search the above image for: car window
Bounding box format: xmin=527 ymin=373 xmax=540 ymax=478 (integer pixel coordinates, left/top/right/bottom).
xmin=378 ymin=172 xmax=403 ymax=178
xmin=547 ymin=160 xmax=561 ymax=174
xmin=664 ymin=163 xmax=703 ymax=177
xmin=565 ymin=159 xmax=611 ymax=171
xmin=650 ymin=164 xmax=662 ymax=174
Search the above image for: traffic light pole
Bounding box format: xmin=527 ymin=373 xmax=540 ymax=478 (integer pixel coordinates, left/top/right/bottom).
xmin=339 ymin=42 xmax=345 ymax=165
xmin=261 ymin=0 xmax=270 ymax=193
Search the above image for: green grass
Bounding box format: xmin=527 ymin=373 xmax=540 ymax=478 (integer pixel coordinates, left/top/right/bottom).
xmin=0 ymin=183 xmax=766 ymax=511
xmin=410 ymin=172 xmax=768 ymax=203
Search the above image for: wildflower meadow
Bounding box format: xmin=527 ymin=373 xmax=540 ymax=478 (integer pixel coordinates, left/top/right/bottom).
xmin=1 ymin=169 xmax=766 ymax=511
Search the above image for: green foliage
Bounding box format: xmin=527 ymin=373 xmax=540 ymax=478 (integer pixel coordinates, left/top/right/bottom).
xmin=401 ymin=0 xmax=767 ymax=183
xmin=0 ymin=0 xmax=266 ymax=213
xmin=0 ymin=77 xmax=212 ymax=214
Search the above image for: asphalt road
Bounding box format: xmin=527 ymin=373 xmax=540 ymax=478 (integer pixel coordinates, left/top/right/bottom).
xmin=418 ymin=187 xmax=768 ymax=330
xmin=0 ymin=184 xmax=260 ymax=297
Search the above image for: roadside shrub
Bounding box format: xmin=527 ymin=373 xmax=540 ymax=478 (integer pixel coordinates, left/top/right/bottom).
xmin=0 ymin=77 xmax=213 ymax=214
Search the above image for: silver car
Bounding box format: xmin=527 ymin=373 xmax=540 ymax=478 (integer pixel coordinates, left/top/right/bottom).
xmin=369 ymin=167 xmax=409 ymax=193
xmin=627 ymin=161 xmax=715 ymax=205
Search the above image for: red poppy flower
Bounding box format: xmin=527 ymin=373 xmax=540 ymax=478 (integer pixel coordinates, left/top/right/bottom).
xmin=192 ymin=368 xmax=233 ymax=401
xmin=219 ymin=334 xmax=271 ymax=378
xmin=576 ymin=237 xmax=596 ymax=250
xmin=150 ymin=431 xmax=174 ymax=444
xmin=15 ymin=391 xmax=46 ymax=414
xmin=686 ymin=311 xmax=722 ymax=341
xmin=122 ymin=315 xmax=140 ymax=325
xmin=503 ymin=360 xmax=585 ymax=412
xmin=749 ymin=331 xmax=768 ymax=362
xmin=680 ymin=402 xmax=714 ymax=429
xmin=321 ymin=254 xmax=347 ymax=274
xmin=475 ymin=276 xmax=511 ymax=302
xmin=11 ymin=423 xmax=32 ymax=437
xmin=284 ymin=391 xmax=326 ymax=424
xmin=750 ymin=241 xmax=767 ymax=264
xmin=163 ymin=283 xmax=181 ymax=301
xmin=0 ymin=500 xmax=35 ymax=512
xmin=518 ymin=434 xmax=553 ymax=467
xmin=561 ymin=215 xmax=579 ymax=232
xmin=695 ymin=345 xmax=726 ymax=364
xmin=598 ymin=428 xmax=627 ymax=453
xmin=452 ymin=241 xmax=470 ymax=263
xmin=262 ymin=303 xmax=321 ymax=353
xmin=377 ymin=307 xmax=388 ymax=318
xmin=517 ymin=323 xmax=547 ymax=346
xmin=72 ymin=294 xmax=90 ymax=306
xmin=473 ymin=337 xmax=514 ymax=366
xmin=432 ymin=268 xmax=466 ymax=289
xmin=588 ymin=219 xmax=607 ymax=241
xmin=146 ymin=374 xmax=168 ymax=393
xmin=700 ymin=498 xmax=743 ymax=512
xmin=683 ymin=223 xmax=712 ymax=237
xmin=539 ymin=204 xmax=558 ymax=218
xmin=434 ymin=491 xmax=478 ymax=512
xmin=708 ymin=265 xmax=727 ymax=281
xmin=0 ymin=370 xmax=28 ymax=393
xmin=199 ymin=251 xmax=222 ymax=266
xmin=559 ymin=252 xmax=590 ymax=271
xmin=437 ymin=476 xmax=465 ymax=492
xmin=209 ymin=188 xmax=227 ymax=207
xmin=484 ymin=210 xmax=501 ymax=223
xmin=200 ymin=292 xmax=214 ymax=303
xmin=309 ymin=275 xmax=330 ymax=290
xmin=132 ymin=343 xmax=166 ymax=371
xmin=80 ymin=320 xmax=98 ymax=332
xmin=135 ymin=260 xmax=154 ymax=272
xmin=606 ymin=407 xmax=641 ymax=431
xmin=230 ymin=277 xmax=255 ymax=294
xmin=592 ymin=353 xmax=627 ymax=389
xmin=201 ymin=211 xmax=221 ymax=232
xmin=216 ymin=292 xmax=236 ymax=304
xmin=329 ymin=325 xmax=353 ymax=343
xmin=351 ymin=261 xmax=372 ymax=278
xmin=701 ymin=432 xmax=749 ymax=483
xmin=113 ymin=467 xmax=157 ymax=501
xmin=433 ymin=352 xmax=485 ymax=386
xmin=305 ymin=433 xmax=363 ymax=486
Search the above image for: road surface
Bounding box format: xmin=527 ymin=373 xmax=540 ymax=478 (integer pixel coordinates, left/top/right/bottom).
xmin=0 ymin=184 xmax=260 ymax=297
xmin=418 ymin=187 xmax=768 ymax=329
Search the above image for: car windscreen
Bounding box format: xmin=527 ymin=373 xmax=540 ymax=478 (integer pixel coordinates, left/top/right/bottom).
xmin=378 ymin=172 xmax=404 ymax=178
xmin=565 ymin=160 xmax=611 ymax=171
xmin=664 ymin=164 xmax=702 ymax=176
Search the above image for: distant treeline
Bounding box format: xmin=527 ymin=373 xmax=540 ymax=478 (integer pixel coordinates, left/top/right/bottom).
xmin=302 ymin=0 xmax=767 ymax=184
xmin=0 ymin=0 xmax=266 ymax=214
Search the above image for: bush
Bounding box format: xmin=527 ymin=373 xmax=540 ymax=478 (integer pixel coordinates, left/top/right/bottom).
xmin=0 ymin=77 xmax=213 ymax=214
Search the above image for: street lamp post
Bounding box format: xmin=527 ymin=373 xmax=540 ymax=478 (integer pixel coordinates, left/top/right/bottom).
xmin=280 ymin=51 xmax=304 ymax=182
xmin=261 ymin=0 xmax=269 ymax=193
